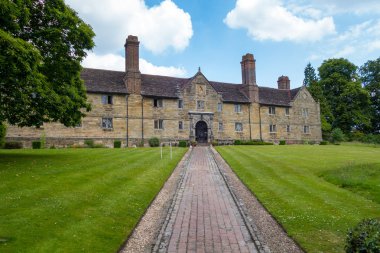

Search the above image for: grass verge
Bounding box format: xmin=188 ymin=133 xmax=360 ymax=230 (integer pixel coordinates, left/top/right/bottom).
xmin=215 ymin=145 xmax=380 ymax=253
xmin=0 ymin=147 xmax=187 ymax=253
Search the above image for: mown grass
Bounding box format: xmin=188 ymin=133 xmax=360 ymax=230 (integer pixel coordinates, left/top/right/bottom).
xmin=215 ymin=145 xmax=380 ymax=253
xmin=0 ymin=147 xmax=187 ymax=253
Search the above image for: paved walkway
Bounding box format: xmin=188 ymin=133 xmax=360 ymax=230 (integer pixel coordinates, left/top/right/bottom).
xmin=155 ymin=147 xmax=260 ymax=253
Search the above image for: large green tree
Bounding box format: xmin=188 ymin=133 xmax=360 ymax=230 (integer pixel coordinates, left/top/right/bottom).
xmin=318 ymin=58 xmax=371 ymax=133
xmin=0 ymin=0 xmax=95 ymax=127
xmin=360 ymin=58 xmax=380 ymax=133
xmin=303 ymin=63 xmax=333 ymax=137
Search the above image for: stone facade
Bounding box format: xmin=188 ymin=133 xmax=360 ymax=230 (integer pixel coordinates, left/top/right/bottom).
xmin=6 ymin=36 xmax=322 ymax=147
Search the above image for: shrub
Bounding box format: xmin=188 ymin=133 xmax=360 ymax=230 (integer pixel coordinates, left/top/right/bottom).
xmin=40 ymin=131 xmax=46 ymax=149
xmin=84 ymin=139 xmax=94 ymax=148
xmin=148 ymin=137 xmax=160 ymax=147
xmin=32 ymin=141 xmax=41 ymax=149
xmin=279 ymin=140 xmax=286 ymax=145
xmin=93 ymin=143 xmax=105 ymax=148
xmin=211 ymin=140 xmax=218 ymax=146
xmin=114 ymin=140 xmax=121 ymax=148
xmin=0 ymin=122 xmax=6 ymax=148
xmin=234 ymin=140 xmax=242 ymax=145
xmin=320 ymin=141 xmax=328 ymax=145
xmin=331 ymin=128 xmax=345 ymax=143
xmin=178 ymin=140 xmax=187 ymax=147
xmin=345 ymin=218 xmax=380 ymax=253
xmin=4 ymin=142 xmax=23 ymax=149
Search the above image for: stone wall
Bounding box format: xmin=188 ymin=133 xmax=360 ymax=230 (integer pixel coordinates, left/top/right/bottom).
xmin=5 ymin=80 xmax=321 ymax=147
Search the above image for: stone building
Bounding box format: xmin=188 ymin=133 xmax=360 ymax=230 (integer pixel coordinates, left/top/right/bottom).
xmin=6 ymin=35 xmax=322 ymax=147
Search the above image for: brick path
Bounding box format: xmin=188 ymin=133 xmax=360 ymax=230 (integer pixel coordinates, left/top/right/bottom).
xmin=155 ymin=147 xmax=260 ymax=253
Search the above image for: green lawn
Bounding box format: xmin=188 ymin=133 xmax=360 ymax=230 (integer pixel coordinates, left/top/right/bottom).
xmin=216 ymin=145 xmax=380 ymax=253
xmin=0 ymin=147 xmax=187 ymax=253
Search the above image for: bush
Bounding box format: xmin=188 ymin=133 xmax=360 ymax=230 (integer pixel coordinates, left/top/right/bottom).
xmin=0 ymin=122 xmax=6 ymax=148
xmin=148 ymin=137 xmax=160 ymax=147
xmin=331 ymin=128 xmax=345 ymax=143
xmin=4 ymin=142 xmax=23 ymax=149
xmin=345 ymin=218 xmax=380 ymax=253
xmin=32 ymin=141 xmax=41 ymax=149
xmin=279 ymin=140 xmax=286 ymax=145
xmin=84 ymin=139 xmax=94 ymax=148
xmin=234 ymin=140 xmax=242 ymax=145
xmin=178 ymin=140 xmax=187 ymax=147
xmin=114 ymin=140 xmax=121 ymax=148
xmin=211 ymin=140 xmax=218 ymax=146
xmin=320 ymin=141 xmax=328 ymax=145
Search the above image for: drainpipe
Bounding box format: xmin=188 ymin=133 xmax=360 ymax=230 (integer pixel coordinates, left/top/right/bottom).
xmin=141 ymin=96 xmax=144 ymax=143
xmin=126 ymin=95 xmax=129 ymax=147
xmin=259 ymin=105 xmax=263 ymax=141
xmin=248 ymin=103 xmax=252 ymax=140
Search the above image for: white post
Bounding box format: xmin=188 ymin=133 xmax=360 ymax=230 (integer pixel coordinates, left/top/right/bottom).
xmin=160 ymin=144 xmax=163 ymax=159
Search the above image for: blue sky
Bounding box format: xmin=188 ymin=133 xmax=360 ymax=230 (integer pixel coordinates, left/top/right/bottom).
xmin=66 ymin=0 xmax=380 ymax=89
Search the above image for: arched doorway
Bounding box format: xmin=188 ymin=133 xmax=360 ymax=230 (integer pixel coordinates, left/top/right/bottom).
xmin=195 ymin=121 xmax=208 ymax=143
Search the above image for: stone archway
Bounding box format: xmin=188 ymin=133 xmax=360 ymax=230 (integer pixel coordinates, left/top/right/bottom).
xmin=188 ymin=112 xmax=214 ymax=143
xmin=195 ymin=121 xmax=208 ymax=143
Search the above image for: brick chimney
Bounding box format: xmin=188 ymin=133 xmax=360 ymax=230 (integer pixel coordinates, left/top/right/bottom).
xmin=124 ymin=35 xmax=141 ymax=94
xmin=277 ymin=75 xmax=290 ymax=90
xmin=241 ymin=53 xmax=259 ymax=103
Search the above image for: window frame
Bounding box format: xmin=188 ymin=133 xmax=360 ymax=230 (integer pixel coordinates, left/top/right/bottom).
xmin=178 ymin=121 xmax=183 ymax=130
xmin=218 ymin=122 xmax=223 ymax=132
xmin=153 ymin=98 xmax=163 ymax=108
xmin=197 ymin=100 xmax=205 ymax=110
xmin=302 ymin=108 xmax=309 ymax=117
xmin=234 ymin=104 xmax=242 ymax=113
xmin=303 ymin=125 xmax=310 ymax=134
xmin=178 ymin=99 xmax=183 ymax=109
xmin=235 ymin=122 xmax=243 ymax=132
xmin=286 ymin=125 xmax=291 ymax=133
xmin=217 ymin=102 xmax=223 ymax=112
xmin=285 ymin=107 xmax=290 ymax=116
xmin=269 ymin=106 xmax=276 ymax=115
xmin=101 ymin=117 xmax=113 ymax=129
xmin=154 ymin=119 xmax=164 ymax=130
xmin=101 ymin=95 xmax=113 ymax=105
xmin=269 ymin=124 xmax=277 ymax=133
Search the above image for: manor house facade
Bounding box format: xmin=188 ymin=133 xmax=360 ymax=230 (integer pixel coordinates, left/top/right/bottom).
xmin=7 ymin=36 xmax=322 ymax=147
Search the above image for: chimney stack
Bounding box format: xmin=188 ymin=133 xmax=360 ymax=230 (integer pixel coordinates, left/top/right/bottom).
xmin=240 ymin=53 xmax=259 ymax=103
xmin=124 ymin=35 xmax=141 ymax=94
xmin=277 ymin=76 xmax=290 ymax=90
xmin=241 ymin=53 xmax=256 ymax=85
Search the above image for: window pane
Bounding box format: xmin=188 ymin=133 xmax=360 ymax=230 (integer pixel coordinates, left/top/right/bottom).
xmin=101 ymin=95 xmax=107 ymax=104
xmin=179 ymin=121 xmax=183 ymax=130
xmin=235 ymin=123 xmax=242 ymax=131
xmin=102 ymin=118 xmax=112 ymax=129
xmin=178 ymin=99 xmax=183 ymax=108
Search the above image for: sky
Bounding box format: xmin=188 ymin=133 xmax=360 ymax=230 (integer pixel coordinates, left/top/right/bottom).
xmin=66 ymin=0 xmax=380 ymax=89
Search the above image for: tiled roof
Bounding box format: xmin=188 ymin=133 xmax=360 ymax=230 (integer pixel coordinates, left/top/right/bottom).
xmin=141 ymin=74 xmax=190 ymax=98
xmin=209 ymin=82 xmax=249 ymax=103
xmin=80 ymin=68 xmax=301 ymax=105
xmin=81 ymin=68 xmax=127 ymax=94
xmin=258 ymin=87 xmax=301 ymax=106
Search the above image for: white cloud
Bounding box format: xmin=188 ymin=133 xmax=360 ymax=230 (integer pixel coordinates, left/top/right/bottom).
xmin=82 ymin=52 xmax=187 ymax=77
xmin=309 ymin=20 xmax=380 ymax=60
xmin=66 ymin=0 xmax=193 ymax=54
xmin=224 ymin=0 xmax=335 ymax=42
xmin=309 ymin=0 xmax=380 ymax=15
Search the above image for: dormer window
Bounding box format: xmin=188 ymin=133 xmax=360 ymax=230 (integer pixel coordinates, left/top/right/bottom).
xmin=154 ymin=98 xmax=163 ymax=108
xmin=101 ymin=95 xmax=113 ymax=105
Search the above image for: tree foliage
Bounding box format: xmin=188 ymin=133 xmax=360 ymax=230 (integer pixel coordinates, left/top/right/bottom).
xmin=0 ymin=0 xmax=95 ymax=127
xmin=318 ymin=59 xmax=371 ymax=133
xmin=303 ymin=62 xmax=317 ymax=87
xmin=360 ymin=58 xmax=380 ymax=133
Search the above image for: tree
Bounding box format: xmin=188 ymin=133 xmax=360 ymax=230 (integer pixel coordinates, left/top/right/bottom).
xmin=318 ymin=59 xmax=371 ymax=133
xmin=303 ymin=62 xmax=317 ymax=87
xmin=0 ymin=0 xmax=95 ymax=127
xmin=304 ymin=63 xmax=333 ymax=138
xmin=360 ymin=58 xmax=380 ymax=133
